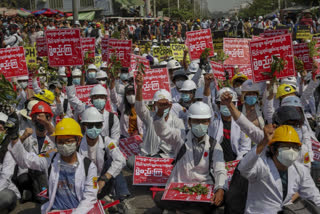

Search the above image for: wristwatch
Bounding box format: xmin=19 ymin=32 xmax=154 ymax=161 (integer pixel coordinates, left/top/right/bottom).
xmin=98 ymin=175 xmax=109 ymax=183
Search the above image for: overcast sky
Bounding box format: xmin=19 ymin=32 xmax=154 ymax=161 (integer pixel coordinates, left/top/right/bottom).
xmin=208 ymin=0 xmax=239 ymax=11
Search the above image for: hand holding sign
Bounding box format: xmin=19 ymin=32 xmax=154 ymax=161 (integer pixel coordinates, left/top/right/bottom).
xmin=135 ymin=71 xmax=144 ymax=88
xmin=212 ymin=189 xmax=224 ymax=206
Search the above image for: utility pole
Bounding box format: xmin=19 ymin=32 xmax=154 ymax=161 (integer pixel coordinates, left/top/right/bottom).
xmin=146 ymin=0 xmax=151 ymax=16
xmin=168 ymin=0 xmax=170 ymax=16
xmin=72 ymin=0 xmax=79 ymax=24
xmin=278 ymin=0 xmax=281 ymax=10
xmin=154 ymin=0 xmax=156 ymax=17
xmin=177 ymin=0 xmax=179 ymax=9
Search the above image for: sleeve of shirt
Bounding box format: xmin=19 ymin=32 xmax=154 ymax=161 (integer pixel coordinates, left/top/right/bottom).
xmin=110 ymin=115 xmax=120 ymax=141
xmin=104 ymin=138 xmax=126 ymax=177
xmin=235 ymin=113 xmax=264 ymax=144
xmin=3 ymin=36 xmax=15 ymax=46
xmin=135 ymin=101 xmax=151 ymax=124
xmin=110 ymin=88 xmax=122 ymax=111
xmin=66 ymin=85 xmax=86 ymax=115
xmin=237 ymin=130 xmax=252 ymax=160
xmin=212 ymin=142 xmax=228 ymax=191
xmin=32 ymin=79 xmax=42 ymax=94
xmin=301 ymin=79 xmax=320 ymax=108
xmin=0 ymin=152 xmax=16 ymax=190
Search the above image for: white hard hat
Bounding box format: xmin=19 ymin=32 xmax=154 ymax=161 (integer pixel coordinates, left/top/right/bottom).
xmin=100 ymin=62 xmax=108 ymax=69
xmin=81 ymin=107 xmax=104 ymax=123
xmin=20 ymin=100 xmax=39 ymax=120
xmin=134 ymin=47 xmax=140 ymax=52
xmin=281 ymin=95 xmax=302 ymax=108
xmin=0 ymin=112 xmax=8 ymax=123
xmin=58 ymin=66 xmax=66 ymax=74
xmin=90 ymin=84 xmax=108 ymax=97
xmin=195 ymin=87 xmax=204 ymax=99
xmin=216 ymin=87 xmax=238 ymax=102
xmin=188 ymin=61 xmax=199 ymax=73
xmin=142 ymin=53 xmax=148 ymax=57
xmin=293 ymin=41 xmax=298 ymax=45
xmin=153 ymin=89 xmax=172 ymax=102
xmin=259 ymin=16 xmax=263 ymax=20
xmin=160 ymin=61 xmax=168 ymax=66
xmin=96 ymin=70 xmax=108 ymax=79
xmin=87 ymin=64 xmax=98 ymax=72
xmin=72 ymin=68 xmax=82 ymax=76
xmin=180 ymin=80 xmax=197 ymax=91
xmin=75 ymin=20 xmax=80 ymax=25
xmin=241 ymin=79 xmax=260 ymax=94
xmin=152 ymin=39 xmax=158 ymax=43
xmin=281 ymin=77 xmax=297 ymax=88
xmin=153 ymin=57 xmax=159 ymax=65
xmin=167 ymin=59 xmax=181 ymax=70
xmin=17 ymin=76 xmax=28 ymax=81
xmin=188 ymin=101 xmax=212 ymax=119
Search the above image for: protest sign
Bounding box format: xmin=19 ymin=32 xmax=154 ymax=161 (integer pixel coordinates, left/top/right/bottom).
xmin=162 ymin=183 xmax=214 ymax=203
xmin=153 ymin=46 xmax=173 ymax=61
xmin=249 ymin=34 xmax=295 ymax=82
xmin=313 ymin=37 xmax=320 ymax=60
xmin=25 ymin=47 xmax=37 ymax=65
xmin=293 ymin=43 xmax=313 ymax=70
xmin=107 ymin=39 xmax=132 ymax=67
xmin=210 ymin=61 xmax=225 ymax=80
xmin=94 ymin=56 xmax=102 ymax=68
xmin=101 ymin=38 xmax=109 ymax=61
xmin=133 ymin=156 xmax=174 ymax=186
xmin=46 ymin=29 xmax=83 ymax=66
xmin=129 ymin=54 xmax=150 ymax=72
xmin=263 ymin=29 xmax=289 ymax=38
xmin=224 ymin=64 xmax=253 ymax=80
xmin=226 ymin=160 xmax=240 ymax=187
xmin=75 ymin=85 xmax=95 ymax=106
xmin=48 ymin=201 xmax=104 ymax=214
xmin=81 ymin=37 xmax=95 ymax=58
xmin=212 ymin=30 xmax=226 ymax=51
xmin=0 ymin=46 xmax=28 ymax=78
xmin=36 ymin=37 xmax=48 ymax=57
xmin=119 ymin=135 xmax=143 ymax=159
xmin=170 ymin=44 xmax=190 ymax=63
xmin=312 ymin=138 xmax=320 ymax=162
xmin=186 ymin=29 xmax=214 ymax=60
xmin=296 ymin=25 xmax=312 ymax=40
xmin=134 ymin=68 xmax=171 ymax=101
xmin=223 ymin=38 xmax=251 ymax=65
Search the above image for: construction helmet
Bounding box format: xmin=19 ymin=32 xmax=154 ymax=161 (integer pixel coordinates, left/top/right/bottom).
xmin=17 ymin=76 xmax=29 ymax=81
xmin=58 ymin=67 xmax=66 ymax=76
xmin=167 ymin=59 xmax=181 ymax=70
xmin=153 ymin=57 xmax=159 ymax=65
xmin=20 ymin=100 xmax=39 ymax=120
xmin=34 ymin=90 xmax=55 ymax=104
xmin=276 ymin=84 xmax=296 ymax=99
xmin=72 ymin=68 xmax=82 ymax=76
xmin=160 ymin=61 xmax=168 ymax=66
xmin=268 ymin=125 xmax=301 ymax=146
xmin=188 ymin=101 xmax=212 ymax=119
xmin=81 ymin=107 xmax=104 ymax=123
xmin=180 ymin=80 xmax=197 ymax=91
xmin=90 ymin=84 xmax=108 ymax=97
xmin=281 ymin=96 xmax=302 ymax=108
xmin=241 ymin=79 xmax=260 ymax=94
xmin=231 ymin=73 xmax=248 ymax=86
xmin=96 ymin=70 xmax=108 ymax=79
xmin=216 ymin=87 xmax=238 ymax=102
xmin=153 ymin=89 xmax=172 ymax=102
xmin=281 ymin=77 xmax=297 ymax=89
xmin=100 ymin=62 xmax=108 ymax=69
xmin=52 ymin=118 xmax=83 ymax=137
xmin=188 ymin=61 xmax=200 ymax=74
xmin=87 ymin=64 xmax=98 ymax=72
xmin=30 ymin=101 xmax=53 ymax=118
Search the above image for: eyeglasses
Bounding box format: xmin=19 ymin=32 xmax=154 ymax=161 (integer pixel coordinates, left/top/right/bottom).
xmin=83 ymin=123 xmax=103 ymax=129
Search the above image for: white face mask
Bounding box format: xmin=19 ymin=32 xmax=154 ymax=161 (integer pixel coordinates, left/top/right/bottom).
xmin=99 ymin=80 xmax=106 ymax=85
xmin=277 ymin=147 xmax=299 ymax=167
xmin=126 ymin=95 xmax=135 ymax=104
xmin=57 ymin=142 xmax=77 ymax=157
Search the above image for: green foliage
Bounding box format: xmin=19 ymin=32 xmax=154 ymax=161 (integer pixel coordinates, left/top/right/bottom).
xmin=0 ymin=74 xmax=18 ymax=105
xmin=163 ymin=8 xmax=194 ymax=20
xmin=111 ymin=31 xmax=121 ymax=39
xmin=262 ymin=55 xmax=287 ymax=82
xmin=108 ymin=54 xmax=122 ymax=77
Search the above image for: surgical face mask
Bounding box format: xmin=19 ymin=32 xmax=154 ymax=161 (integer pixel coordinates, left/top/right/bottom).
xmin=175 ymin=80 xmax=184 ymax=89
xmin=120 ymin=73 xmax=128 ymax=81
xmin=191 ymin=123 xmax=208 ymax=138
xmin=20 ymin=82 xmax=28 ymax=89
xmin=126 ymin=95 xmax=135 ymax=104
xmin=155 ymin=106 xmax=170 ymax=118
xmin=245 ymin=95 xmax=258 ymax=106
xmin=181 ymin=93 xmax=191 ymax=102
xmin=62 ymin=77 xmax=68 ymax=83
xmin=73 ymin=78 xmax=81 ymax=85
xmin=92 ymin=99 xmax=106 ymax=111
xmin=99 ymin=80 xmax=106 ymax=85
xmin=86 ymin=127 xmax=102 ymax=139
xmin=277 ymin=147 xmax=299 ymax=167
xmin=88 ymin=72 xmax=96 ymax=79
xmin=220 ymin=105 xmax=231 ymax=117
xmin=57 ymin=142 xmax=77 ymax=157
xmin=234 ymin=87 xmax=242 ymax=96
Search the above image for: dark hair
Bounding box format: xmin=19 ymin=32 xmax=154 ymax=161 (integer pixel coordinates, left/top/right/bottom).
xmin=123 ymin=85 xmax=135 ymax=116
xmin=266 ymin=142 xmax=280 ymax=158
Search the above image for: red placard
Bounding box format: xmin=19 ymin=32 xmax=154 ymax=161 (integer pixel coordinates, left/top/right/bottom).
xmin=75 ymin=85 xmax=95 ymax=106
xmin=249 ymin=34 xmax=295 ymax=83
xmin=81 ymin=37 xmax=95 ymax=58
xmin=210 ymin=61 xmax=225 ymax=80
xmin=223 ymin=38 xmax=251 ymax=65
xmin=107 ymin=39 xmax=132 ymax=67
xmin=119 ymin=135 xmax=143 ymax=159
xmin=186 ymin=29 xmax=214 ymax=61
xmin=133 ymin=156 xmax=174 ymax=186
xmin=312 ymin=138 xmax=320 ymax=162
xmin=46 ymin=29 xmax=83 ymax=66
xmin=0 ymin=46 xmax=28 ymax=78
xmin=129 ymin=54 xmax=150 ymax=73
xmin=162 ymin=183 xmax=214 ymax=203
xmin=252 ymin=35 xmax=264 ymax=40
xmin=134 ymin=68 xmax=171 ymax=101
xmin=313 ymin=37 xmax=320 ymax=60
xmin=293 ymin=43 xmax=313 ymax=70
xmin=225 ymin=160 xmax=240 ymax=187
xmin=36 ymin=37 xmax=48 ymax=57
xmin=48 ymin=201 xmax=104 ymax=214
xmin=224 ymin=64 xmax=253 ymax=80
xmin=263 ymin=29 xmax=289 ymax=38
xmin=101 ymin=38 xmax=109 ymax=62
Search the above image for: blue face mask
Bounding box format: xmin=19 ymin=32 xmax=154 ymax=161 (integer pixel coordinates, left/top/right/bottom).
xmin=73 ymin=78 xmax=80 ymax=85
xmin=245 ymin=95 xmax=258 ymax=106
xmin=181 ymin=93 xmax=191 ymax=102
xmin=88 ymin=72 xmax=96 ymax=79
xmin=20 ymin=82 xmax=28 ymax=89
xmin=62 ymin=77 xmax=68 ymax=83
xmin=86 ymin=127 xmax=102 ymax=139
xmin=191 ymin=123 xmax=208 ymax=138
xmin=92 ymin=99 xmax=106 ymax=111
xmin=120 ymin=73 xmax=128 ymax=81
xmin=220 ymin=105 xmax=231 ymax=117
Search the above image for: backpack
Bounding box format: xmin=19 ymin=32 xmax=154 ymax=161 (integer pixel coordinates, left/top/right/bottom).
xmin=108 ymin=112 xmax=114 ymax=137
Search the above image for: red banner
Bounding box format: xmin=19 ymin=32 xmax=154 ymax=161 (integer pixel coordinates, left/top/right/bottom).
xmin=162 ymin=183 xmax=214 ymax=203
xmin=81 ymin=37 xmax=95 ymax=58
xmin=223 ymin=38 xmax=251 ymax=65
xmin=119 ymin=135 xmax=143 ymax=159
xmin=249 ymin=34 xmax=295 ymax=83
xmin=293 ymin=43 xmax=313 ymax=70
xmin=186 ymin=29 xmax=214 ymax=61
xmin=224 ymin=64 xmax=253 ymax=80
xmin=210 ymin=61 xmax=225 ymax=80
xmin=46 ymin=29 xmax=83 ymax=66
xmin=36 ymin=37 xmax=48 ymax=57
xmin=133 ymin=156 xmax=174 ymax=186
xmin=225 ymin=160 xmax=240 ymax=187
xmin=312 ymin=138 xmax=320 ymax=162
xmin=48 ymin=201 xmax=104 ymax=214
xmin=129 ymin=54 xmax=150 ymax=73
xmin=75 ymin=85 xmax=95 ymax=106
xmin=263 ymin=29 xmax=289 ymax=38
xmin=107 ymin=39 xmax=132 ymax=67
xmin=0 ymin=46 xmax=28 ymax=78
xmin=101 ymin=38 xmax=109 ymax=62
xmin=134 ymin=68 xmax=171 ymax=101
xmin=313 ymin=37 xmax=320 ymax=60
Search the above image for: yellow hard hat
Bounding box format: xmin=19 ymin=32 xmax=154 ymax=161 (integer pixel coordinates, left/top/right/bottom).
xmin=34 ymin=89 xmax=55 ymax=104
xmin=268 ymin=125 xmax=301 ymax=146
xmin=197 ymin=19 xmax=200 ymax=22
xmin=231 ymin=73 xmax=248 ymax=86
xmin=276 ymin=84 xmax=296 ymax=99
xmin=52 ymin=118 xmax=83 ymax=137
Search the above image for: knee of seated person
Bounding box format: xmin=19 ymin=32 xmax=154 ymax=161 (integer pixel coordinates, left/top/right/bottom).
xmin=0 ymin=189 xmax=17 ymax=210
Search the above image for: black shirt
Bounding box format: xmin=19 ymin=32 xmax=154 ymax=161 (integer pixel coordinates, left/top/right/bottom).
xmin=220 ymin=120 xmax=237 ymax=162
